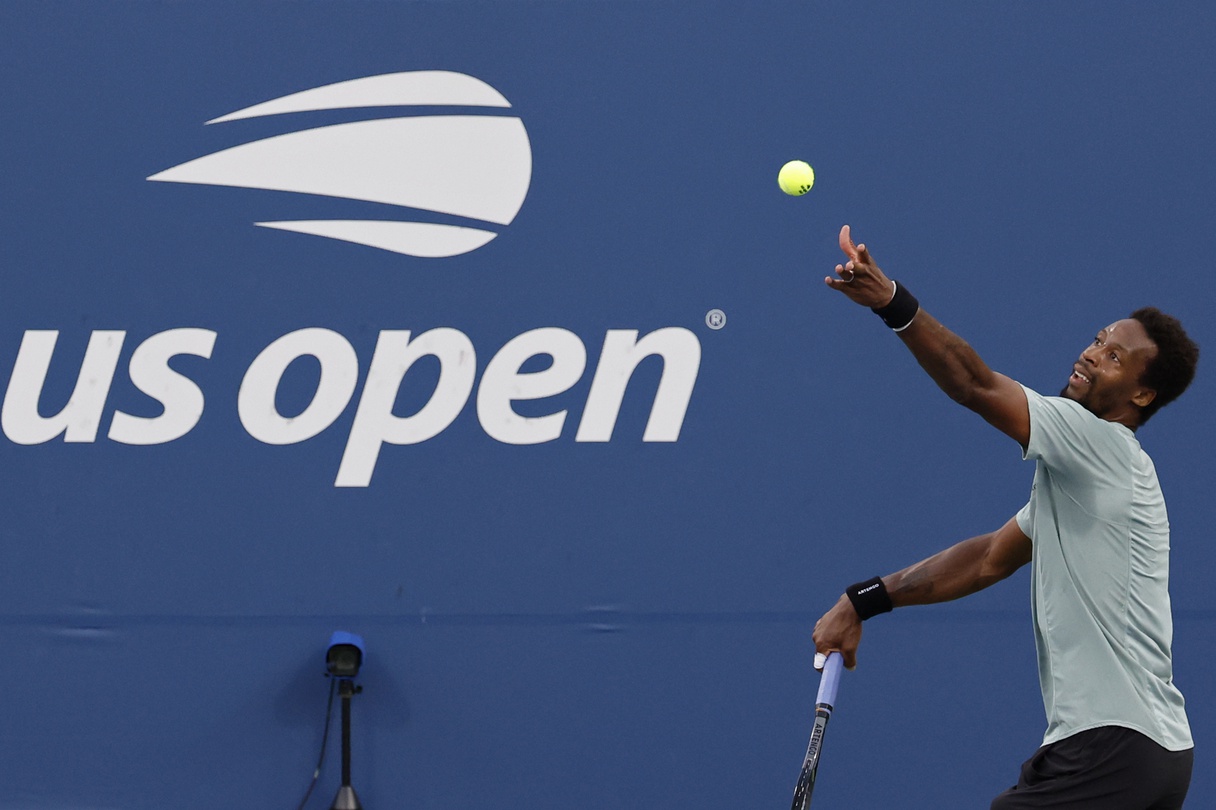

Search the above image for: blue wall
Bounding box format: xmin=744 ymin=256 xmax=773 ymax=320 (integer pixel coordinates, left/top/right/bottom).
xmin=2 ymin=2 xmax=1213 ymax=807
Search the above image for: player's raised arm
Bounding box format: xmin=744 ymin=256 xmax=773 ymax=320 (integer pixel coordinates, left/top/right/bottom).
xmin=824 ymin=225 xmax=1030 ymax=447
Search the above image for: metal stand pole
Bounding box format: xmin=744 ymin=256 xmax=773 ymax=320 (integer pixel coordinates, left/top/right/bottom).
xmin=330 ymin=678 xmax=363 ymax=810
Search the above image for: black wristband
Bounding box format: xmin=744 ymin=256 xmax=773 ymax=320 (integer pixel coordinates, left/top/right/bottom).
xmin=846 ymin=576 xmax=894 ymax=621
xmin=871 ymin=281 xmax=920 ymax=332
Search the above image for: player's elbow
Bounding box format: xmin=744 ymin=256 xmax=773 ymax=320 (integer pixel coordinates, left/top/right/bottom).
xmin=978 ymin=556 xmax=1021 ymax=585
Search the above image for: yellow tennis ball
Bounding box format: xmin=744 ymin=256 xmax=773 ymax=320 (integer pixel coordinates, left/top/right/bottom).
xmin=778 ymin=160 xmax=815 ymax=196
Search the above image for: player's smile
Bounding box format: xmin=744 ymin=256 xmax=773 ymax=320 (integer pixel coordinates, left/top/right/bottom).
xmin=1068 ymin=364 xmax=1092 ymax=389
xmin=1062 ymin=336 xmax=1115 ymax=409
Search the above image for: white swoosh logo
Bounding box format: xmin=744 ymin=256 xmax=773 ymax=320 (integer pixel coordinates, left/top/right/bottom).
xmin=148 ymin=71 xmax=532 ymax=258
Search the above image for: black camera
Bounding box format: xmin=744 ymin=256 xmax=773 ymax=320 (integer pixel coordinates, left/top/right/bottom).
xmin=326 ymin=631 xmax=365 ymax=678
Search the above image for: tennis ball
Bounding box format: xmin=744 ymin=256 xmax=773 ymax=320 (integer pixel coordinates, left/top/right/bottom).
xmin=778 ymin=160 xmax=815 ymax=196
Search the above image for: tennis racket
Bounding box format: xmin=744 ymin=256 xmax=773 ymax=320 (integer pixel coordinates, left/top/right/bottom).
xmin=790 ymin=651 xmax=844 ymax=810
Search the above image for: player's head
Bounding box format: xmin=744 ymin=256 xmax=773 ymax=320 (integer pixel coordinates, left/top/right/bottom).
xmin=1061 ymin=308 xmax=1198 ymax=427
xmin=1129 ymin=307 xmax=1199 ymax=425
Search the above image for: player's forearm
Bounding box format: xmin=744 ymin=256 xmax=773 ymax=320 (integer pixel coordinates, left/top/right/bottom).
xmin=882 ymin=533 xmax=1011 ymax=607
xmin=895 ymin=310 xmax=1000 ymax=410
xmin=814 ymin=524 xmax=1024 ymax=668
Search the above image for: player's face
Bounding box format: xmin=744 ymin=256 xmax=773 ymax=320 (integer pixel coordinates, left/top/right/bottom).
xmin=1060 ymin=319 xmax=1158 ymax=421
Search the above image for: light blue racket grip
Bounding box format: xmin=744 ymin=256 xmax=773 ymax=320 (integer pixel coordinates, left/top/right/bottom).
xmin=816 ymin=652 xmax=844 ymax=708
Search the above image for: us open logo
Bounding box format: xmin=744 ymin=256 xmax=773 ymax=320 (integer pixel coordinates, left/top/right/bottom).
xmin=147 ymin=70 xmax=532 ymax=258
xmin=0 ymin=70 xmax=702 ymax=487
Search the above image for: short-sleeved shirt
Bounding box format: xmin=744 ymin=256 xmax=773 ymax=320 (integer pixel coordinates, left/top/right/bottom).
xmin=1015 ymin=385 xmax=1192 ymax=751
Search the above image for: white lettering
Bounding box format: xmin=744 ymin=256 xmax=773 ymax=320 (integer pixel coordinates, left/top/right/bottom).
xmin=336 ymin=328 xmax=476 ymax=487
xmin=576 ymin=328 xmax=701 ymax=442
xmin=477 ymin=327 xmax=587 ymax=444
xmin=109 ymin=328 xmax=217 ymax=445
xmin=238 ymin=328 xmax=359 ymax=444
xmin=1 ymin=324 xmax=703 ymax=484
xmin=2 ymin=330 xmax=125 ymax=444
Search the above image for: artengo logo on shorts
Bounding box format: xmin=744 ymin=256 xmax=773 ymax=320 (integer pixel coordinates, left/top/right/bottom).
xmin=147 ymin=70 xmax=532 ymax=258
xmin=1 ymin=326 xmax=701 ymax=487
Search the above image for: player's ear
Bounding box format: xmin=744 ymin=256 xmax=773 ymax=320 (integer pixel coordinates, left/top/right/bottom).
xmin=1131 ymin=387 xmax=1156 ymax=409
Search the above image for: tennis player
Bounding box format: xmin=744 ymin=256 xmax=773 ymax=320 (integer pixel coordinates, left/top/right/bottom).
xmin=811 ymin=225 xmax=1198 ymax=809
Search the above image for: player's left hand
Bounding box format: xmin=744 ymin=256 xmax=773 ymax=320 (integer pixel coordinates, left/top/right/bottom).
xmin=824 ymin=224 xmax=896 ymax=309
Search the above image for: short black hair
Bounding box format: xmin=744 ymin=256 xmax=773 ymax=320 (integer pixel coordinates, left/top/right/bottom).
xmin=1131 ymin=307 xmax=1199 ymax=425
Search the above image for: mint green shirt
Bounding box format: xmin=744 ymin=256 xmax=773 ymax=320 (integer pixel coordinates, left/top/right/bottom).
xmin=1015 ymin=385 xmax=1191 ymax=751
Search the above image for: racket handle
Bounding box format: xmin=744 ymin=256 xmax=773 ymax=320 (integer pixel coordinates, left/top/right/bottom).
xmin=815 ymin=652 xmax=844 ymax=708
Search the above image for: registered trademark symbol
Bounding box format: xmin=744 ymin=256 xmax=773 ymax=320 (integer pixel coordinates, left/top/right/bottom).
xmin=705 ymin=309 xmax=726 ymax=330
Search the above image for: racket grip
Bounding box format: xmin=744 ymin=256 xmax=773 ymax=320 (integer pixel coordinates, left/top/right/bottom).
xmin=815 ymin=652 xmax=844 ymax=708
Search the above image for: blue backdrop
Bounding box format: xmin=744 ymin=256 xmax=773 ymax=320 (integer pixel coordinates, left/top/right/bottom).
xmin=1 ymin=2 xmax=1213 ymax=807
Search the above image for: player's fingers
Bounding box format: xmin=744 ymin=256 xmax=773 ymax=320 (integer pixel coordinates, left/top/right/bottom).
xmin=833 ymin=262 xmax=859 ymax=282
xmin=856 ymin=243 xmax=873 ymax=265
xmin=838 ymin=224 xmax=859 ymax=261
xmin=816 ymin=647 xmax=857 ymax=670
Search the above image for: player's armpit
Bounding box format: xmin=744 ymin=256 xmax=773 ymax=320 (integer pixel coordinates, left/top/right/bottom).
xmin=962 ymin=371 xmax=1031 ymax=449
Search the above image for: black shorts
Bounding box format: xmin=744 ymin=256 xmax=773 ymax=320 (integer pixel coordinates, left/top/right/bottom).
xmin=990 ymin=726 xmax=1193 ymax=810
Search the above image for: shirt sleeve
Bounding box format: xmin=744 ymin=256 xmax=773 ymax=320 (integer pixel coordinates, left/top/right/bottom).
xmin=1020 ymin=384 xmax=1126 ymax=485
xmin=1015 ymin=498 xmax=1032 ymax=538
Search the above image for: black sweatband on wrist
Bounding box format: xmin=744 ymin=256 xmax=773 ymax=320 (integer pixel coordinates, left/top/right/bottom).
xmin=846 ymin=576 xmax=894 ymax=621
xmin=871 ymin=281 xmax=920 ymax=332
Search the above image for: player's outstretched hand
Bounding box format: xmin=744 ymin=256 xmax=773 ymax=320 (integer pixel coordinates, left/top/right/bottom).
xmin=824 ymin=224 xmax=897 ymax=309
xmin=812 ymin=595 xmax=863 ymax=671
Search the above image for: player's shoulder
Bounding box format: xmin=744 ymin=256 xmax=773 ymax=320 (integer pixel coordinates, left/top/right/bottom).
xmin=1020 ymin=384 xmax=1135 ymax=459
xmin=1021 ymin=385 xmax=1102 ymax=426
